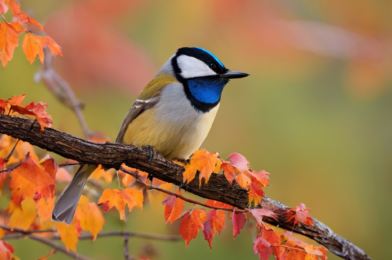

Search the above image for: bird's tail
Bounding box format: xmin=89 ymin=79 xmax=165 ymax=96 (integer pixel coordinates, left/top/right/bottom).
xmin=52 ymin=164 xmax=96 ymax=225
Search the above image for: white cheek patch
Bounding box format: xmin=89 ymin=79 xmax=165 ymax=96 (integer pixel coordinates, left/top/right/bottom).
xmin=177 ymin=55 xmax=217 ymax=79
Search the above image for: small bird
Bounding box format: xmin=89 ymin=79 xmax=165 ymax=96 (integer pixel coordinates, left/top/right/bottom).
xmin=52 ymin=47 xmax=249 ymax=224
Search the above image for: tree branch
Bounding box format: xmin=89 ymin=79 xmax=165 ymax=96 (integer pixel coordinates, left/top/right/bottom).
xmin=0 ymin=115 xmax=371 ymax=260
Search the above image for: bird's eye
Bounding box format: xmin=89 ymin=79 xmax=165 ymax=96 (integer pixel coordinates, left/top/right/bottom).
xmin=210 ymin=63 xmax=217 ymax=70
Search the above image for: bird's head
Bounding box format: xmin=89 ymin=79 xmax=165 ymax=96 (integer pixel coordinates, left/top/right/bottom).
xmin=171 ymin=47 xmax=249 ymax=81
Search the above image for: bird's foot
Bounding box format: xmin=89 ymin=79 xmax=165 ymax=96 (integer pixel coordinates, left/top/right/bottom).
xmin=179 ymin=180 xmax=188 ymax=191
xmin=143 ymin=145 xmax=155 ymax=163
xmin=147 ymin=173 xmax=154 ymax=190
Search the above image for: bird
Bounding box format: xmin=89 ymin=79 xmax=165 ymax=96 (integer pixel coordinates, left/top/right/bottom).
xmin=52 ymin=47 xmax=249 ymax=224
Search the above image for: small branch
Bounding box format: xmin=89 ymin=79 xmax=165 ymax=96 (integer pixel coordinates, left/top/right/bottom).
xmin=0 ymin=162 xmax=22 ymax=173
xmin=35 ymin=48 xmax=90 ymax=138
xmin=58 ymin=162 xmax=82 ymax=167
xmin=0 ymin=115 xmax=372 ymax=260
xmin=124 ymin=235 xmax=130 ymax=260
xmin=0 ymin=225 xmax=56 ymax=234
xmin=28 ymin=235 xmax=93 ymax=260
xmin=4 ymin=139 xmax=20 ymax=162
xmin=3 ymin=230 xmax=181 ymax=242
xmin=0 ymin=14 xmax=10 ymax=24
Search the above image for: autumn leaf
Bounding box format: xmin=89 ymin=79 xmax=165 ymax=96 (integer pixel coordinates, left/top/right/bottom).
xmin=248 ymin=176 xmax=264 ymax=205
xmin=14 ymin=13 xmax=44 ymax=31
xmin=235 ymin=172 xmax=251 ymax=189
xmin=23 ymin=33 xmax=44 ymax=64
xmin=55 ymin=168 xmax=72 ymax=183
xmin=10 ymin=154 xmax=56 ymax=200
xmin=220 ymin=162 xmax=235 ymax=184
xmin=4 ymin=0 xmax=20 ymax=16
xmin=7 ymin=94 xmax=25 ymax=106
xmin=36 ymin=250 xmax=56 ymax=260
xmin=253 ymin=237 xmax=271 ymax=260
xmin=205 ymin=199 xmax=233 ymax=210
xmin=78 ymin=202 xmax=105 ymax=241
xmin=57 ymin=222 xmax=79 ymax=251
xmin=0 ymin=240 xmax=14 ymax=260
xmin=41 ymin=36 xmax=62 ymax=57
xmin=98 ymin=188 xmax=143 ymax=220
xmin=179 ymin=209 xmax=207 ymax=248
xmin=36 ymin=197 xmax=55 ymax=222
xmin=24 ymin=102 xmax=54 ymax=132
xmin=250 ymin=208 xmax=277 ymax=226
xmin=0 ymin=99 xmax=7 ymax=113
xmin=0 ymin=22 xmax=19 ymax=67
xmin=232 ymin=210 xmax=246 ymax=239
xmin=162 ymin=190 xmax=184 ymax=224
xmin=9 ymin=197 xmax=36 ymax=230
xmin=228 ymin=153 xmax=249 ymax=173
xmin=250 ymin=170 xmax=269 ymax=187
xmin=90 ymin=165 xmax=114 ymax=183
xmin=183 ymin=149 xmax=219 ymax=186
xmin=203 ymin=209 xmax=225 ymax=249
xmin=287 ymin=203 xmax=314 ymax=226
xmin=0 ymin=1 xmax=8 ymax=14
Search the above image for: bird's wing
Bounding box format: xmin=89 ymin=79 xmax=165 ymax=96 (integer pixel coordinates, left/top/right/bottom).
xmin=116 ymin=74 xmax=179 ymax=143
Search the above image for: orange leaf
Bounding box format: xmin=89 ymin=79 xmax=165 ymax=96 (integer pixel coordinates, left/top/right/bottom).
xmin=162 ymin=190 xmax=184 ymax=224
xmin=22 ymin=33 xmax=44 ymax=64
xmin=232 ymin=210 xmax=246 ymax=239
xmin=221 ymin=162 xmax=235 ymax=184
xmin=9 ymin=197 xmax=36 ymax=230
xmin=37 ymin=197 xmax=55 ymax=222
xmin=98 ymin=188 xmax=143 ymax=220
xmin=37 ymin=250 xmax=56 ymax=260
xmin=24 ymin=102 xmax=53 ymax=132
xmin=0 ymin=240 xmax=14 ymax=260
xmin=15 ymin=13 xmax=44 ymax=31
xmin=7 ymin=94 xmax=25 ymax=106
xmin=183 ymin=149 xmax=218 ymax=186
xmin=205 ymin=199 xmax=233 ymax=210
xmin=235 ymin=172 xmax=251 ymax=188
xmin=0 ymin=22 xmax=19 ymax=67
xmin=0 ymin=99 xmax=7 ymax=113
xmin=57 ymin=222 xmax=78 ymax=251
xmin=286 ymin=203 xmax=314 ymax=226
xmin=11 ymin=154 xmax=56 ymax=200
xmin=248 ymin=177 xmax=264 ymax=205
xmin=250 ymin=170 xmax=269 ymax=187
xmin=78 ymin=201 xmax=105 ymax=241
xmin=41 ymin=36 xmax=62 ymax=57
xmin=90 ymin=165 xmax=114 ymax=183
xmin=179 ymin=209 xmax=207 ymax=248
xmin=4 ymin=0 xmax=21 ymax=16
xmin=203 ymin=209 xmax=225 ymax=249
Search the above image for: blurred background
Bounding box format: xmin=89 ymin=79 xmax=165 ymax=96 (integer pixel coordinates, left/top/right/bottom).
xmin=1 ymin=0 xmax=391 ymax=259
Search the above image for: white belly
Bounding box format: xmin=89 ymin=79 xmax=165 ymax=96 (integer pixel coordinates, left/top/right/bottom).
xmin=153 ymin=83 xmax=219 ymax=159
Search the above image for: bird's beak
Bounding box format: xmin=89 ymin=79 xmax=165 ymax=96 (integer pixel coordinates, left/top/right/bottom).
xmin=220 ymin=70 xmax=249 ymax=79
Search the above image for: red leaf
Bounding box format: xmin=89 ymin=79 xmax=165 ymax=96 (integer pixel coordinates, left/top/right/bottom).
xmin=250 ymin=170 xmax=269 ymax=187
xmin=253 ymin=236 xmax=272 ymax=260
xmin=37 ymin=250 xmax=57 ymax=260
xmin=0 ymin=1 xmax=8 ymax=14
xmin=162 ymin=190 xmax=184 ymax=224
xmin=0 ymin=240 xmax=14 ymax=260
xmin=248 ymin=177 xmax=264 ymax=205
xmin=7 ymin=94 xmax=25 ymax=106
xmin=232 ymin=210 xmax=246 ymax=239
xmin=250 ymin=208 xmax=277 ymax=226
xmin=179 ymin=209 xmax=207 ymax=248
xmin=24 ymin=102 xmax=54 ymax=132
xmin=287 ymin=203 xmax=314 ymax=226
xmin=228 ymin=153 xmax=249 ymax=172
xmin=203 ymin=209 xmax=225 ymax=249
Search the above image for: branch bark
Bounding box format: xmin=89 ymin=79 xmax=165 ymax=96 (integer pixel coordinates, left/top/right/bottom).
xmin=0 ymin=115 xmax=372 ymax=260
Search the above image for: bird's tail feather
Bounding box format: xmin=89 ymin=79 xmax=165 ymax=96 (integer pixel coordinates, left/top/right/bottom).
xmin=52 ymin=164 xmax=96 ymax=225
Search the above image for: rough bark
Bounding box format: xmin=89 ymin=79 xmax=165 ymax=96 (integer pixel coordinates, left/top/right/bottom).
xmin=0 ymin=115 xmax=372 ymax=260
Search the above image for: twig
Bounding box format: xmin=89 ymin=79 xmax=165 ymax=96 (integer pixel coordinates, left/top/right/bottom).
xmin=124 ymin=235 xmax=130 ymax=260
xmin=58 ymin=162 xmax=82 ymax=167
xmin=28 ymin=235 xmax=93 ymax=260
xmin=0 ymin=14 xmax=10 ymax=24
xmin=0 ymin=225 xmax=56 ymax=234
xmin=0 ymin=161 xmax=22 ymax=173
xmin=0 ymin=115 xmax=372 ymax=260
xmin=2 ymin=230 xmax=182 ymax=242
xmin=4 ymin=139 xmax=20 ymax=162
xmin=35 ymin=48 xmax=90 ymax=138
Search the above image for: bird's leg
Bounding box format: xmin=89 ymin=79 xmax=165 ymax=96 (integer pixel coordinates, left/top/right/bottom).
xmin=142 ymin=145 xmax=155 ymax=163
xmin=179 ymin=180 xmax=188 ymax=191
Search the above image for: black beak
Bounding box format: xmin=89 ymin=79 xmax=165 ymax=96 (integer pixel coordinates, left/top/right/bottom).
xmin=220 ymin=70 xmax=249 ymax=79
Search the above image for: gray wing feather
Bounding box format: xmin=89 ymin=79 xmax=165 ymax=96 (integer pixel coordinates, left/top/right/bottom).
xmin=116 ymin=98 xmax=159 ymax=144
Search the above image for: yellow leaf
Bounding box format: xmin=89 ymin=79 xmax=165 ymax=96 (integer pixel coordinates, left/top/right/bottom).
xmin=57 ymin=222 xmax=78 ymax=251
xmin=9 ymin=198 xmax=36 ymax=230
